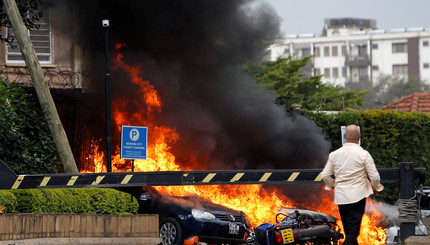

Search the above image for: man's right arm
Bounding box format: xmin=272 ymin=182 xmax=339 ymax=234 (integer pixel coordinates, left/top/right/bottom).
xmin=321 ymin=154 xmax=335 ymax=190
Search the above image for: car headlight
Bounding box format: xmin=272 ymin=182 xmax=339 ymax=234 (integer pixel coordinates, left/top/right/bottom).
xmin=192 ymin=208 xmax=216 ymax=220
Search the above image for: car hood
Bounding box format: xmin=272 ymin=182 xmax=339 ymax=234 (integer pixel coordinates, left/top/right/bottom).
xmin=148 ymin=188 xmax=242 ymax=215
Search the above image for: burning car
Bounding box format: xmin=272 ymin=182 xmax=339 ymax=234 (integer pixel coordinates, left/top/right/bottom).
xmin=133 ymin=187 xmax=250 ymax=245
xmin=249 ymin=208 xmax=343 ymax=245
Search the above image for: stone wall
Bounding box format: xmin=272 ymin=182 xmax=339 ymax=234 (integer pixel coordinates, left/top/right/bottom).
xmin=0 ymin=213 xmax=159 ymax=241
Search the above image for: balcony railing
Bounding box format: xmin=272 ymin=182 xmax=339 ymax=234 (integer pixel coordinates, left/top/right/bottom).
xmin=345 ymin=78 xmax=372 ymax=90
xmin=345 ymin=54 xmax=370 ymax=66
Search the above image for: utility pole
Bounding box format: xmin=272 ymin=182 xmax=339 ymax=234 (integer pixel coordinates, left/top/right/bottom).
xmin=3 ymin=0 xmax=79 ymax=173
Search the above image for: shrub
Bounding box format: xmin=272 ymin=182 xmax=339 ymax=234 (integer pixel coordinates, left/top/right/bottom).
xmin=11 ymin=189 xmax=46 ymax=213
xmin=86 ymin=188 xmax=139 ymax=215
xmin=0 ymin=81 xmax=57 ymax=174
xmin=0 ymin=190 xmax=17 ymax=213
xmin=2 ymin=188 xmax=138 ymax=214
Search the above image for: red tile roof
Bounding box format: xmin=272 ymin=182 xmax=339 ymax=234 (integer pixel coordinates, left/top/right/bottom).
xmin=381 ymin=92 xmax=430 ymax=113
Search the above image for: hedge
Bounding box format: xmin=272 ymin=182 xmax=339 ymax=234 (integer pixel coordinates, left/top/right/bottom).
xmin=0 ymin=190 xmax=18 ymax=213
xmin=305 ymin=110 xmax=430 ymax=204
xmin=0 ymin=81 xmax=58 ymax=174
xmin=0 ymin=188 xmax=138 ymax=215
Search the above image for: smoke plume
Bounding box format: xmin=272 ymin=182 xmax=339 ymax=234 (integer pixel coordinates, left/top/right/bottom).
xmin=50 ymin=0 xmax=330 ymax=170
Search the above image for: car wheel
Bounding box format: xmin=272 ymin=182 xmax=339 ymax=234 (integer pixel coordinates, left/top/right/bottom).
xmin=160 ymin=217 xmax=184 ymax=245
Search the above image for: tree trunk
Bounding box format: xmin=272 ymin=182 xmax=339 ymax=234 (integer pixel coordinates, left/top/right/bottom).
xmin=3 ymin=0 xmax=79 ymax=173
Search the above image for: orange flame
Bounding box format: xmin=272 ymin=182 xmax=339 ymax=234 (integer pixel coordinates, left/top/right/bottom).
xmin=306 ymin=190 xmax=388 ymax=244
xmin=83 ymin=44 xmax=388 ymax=243
xmin=359 ymin=199 xmax=388 ymax=244
xmin=81 ymin=138 xmax=106 ymax=173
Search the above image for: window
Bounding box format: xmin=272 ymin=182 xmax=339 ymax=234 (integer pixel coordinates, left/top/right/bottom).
xmin=359 ymin=66 xmax=368 ymax=78
xmin=324 ymin=46 xmax=330 ymax=57
xmin=372 ymin=43 xmax=378 ymax=49
xmin=324 ymin=68 xmax=330 ymax=77
xmin=284 ymin=48 xmax=290 ymax=54
xmin=423 ymin=40 xmax=429 ymax=47
xmin=7 ymin=10 xmax=51 ymax=63
xmin=341 ymin=45 xmax=346 ymax=56
xmin=424 ymin=63 xmax=429 ymax=69
xmin=342 ymin=67 xmax=346 ymax=77
xmin=392 ymin=43 xmax=408 ymax=53
xmin=332 ymin=67 xmax=339 ymax=78
xmin=358 ymin=45 xmax=367 ymax=56
xmin=314 ymin=68 xmax=321 ymax=75
xmin=314 ymin=47 xmax=320 ymax=57
xmin=393 ymin=64 xmax=408 ymax=75
xmin=301 ymin=48 xmax=311 ymax=57
xmin=332 ymin=46 xmax=338 ymax=56
xmin=372 ymin=65 xmax=379 ymax=71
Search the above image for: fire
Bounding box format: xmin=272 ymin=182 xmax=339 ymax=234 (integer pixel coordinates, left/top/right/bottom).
xmin=81 ymin=138 xmax=106 ymax=173
xmin=359 ymin=199 xmax=389 ymax=244
xmin=306 ymin=190 xmax=388 ymax=244
xmin=83 ymin=44 xmax=387 ymax=243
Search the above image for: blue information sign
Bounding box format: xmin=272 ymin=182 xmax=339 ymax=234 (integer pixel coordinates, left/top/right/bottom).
xmin=121 ymin=126 xmax=148 ymax=160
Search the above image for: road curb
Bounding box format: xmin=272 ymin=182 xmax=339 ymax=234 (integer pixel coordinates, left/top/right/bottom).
xmin=0 ymin=237 xmax=162 ymax=245
xmin=405 ymin=236 xmax=430 ymax=245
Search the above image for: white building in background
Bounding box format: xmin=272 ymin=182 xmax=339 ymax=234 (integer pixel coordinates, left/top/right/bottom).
xmin=267 ymin=18 xmax=430 ymax=90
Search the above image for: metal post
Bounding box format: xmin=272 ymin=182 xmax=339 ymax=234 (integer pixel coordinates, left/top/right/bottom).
xmin=399 ymin=162 xmax=415 ymax=242
xmin=102 ymin=19 xmax=112 ymax=172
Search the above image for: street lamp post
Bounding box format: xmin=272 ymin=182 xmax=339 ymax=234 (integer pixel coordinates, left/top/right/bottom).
xmin=102 ymin=19 xmax=112 ymax=172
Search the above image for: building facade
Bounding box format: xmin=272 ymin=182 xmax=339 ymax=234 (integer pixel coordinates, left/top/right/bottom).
xmin=0 ymin=2 xmax=102 ymax=169
xmin=267 ymin=18 xmax=430 ymax=90
xmin=0 ymin=2 xmax=91 ymax=90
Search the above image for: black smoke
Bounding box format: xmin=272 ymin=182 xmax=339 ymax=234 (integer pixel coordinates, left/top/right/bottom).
xmin=49 ymin=0 xmax=330 ymax=170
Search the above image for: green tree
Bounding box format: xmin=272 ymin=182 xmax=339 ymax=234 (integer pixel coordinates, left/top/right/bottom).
xmin=321 ymin=27 xmax=327 ymax=37
xmin=363 ymin=74 xmax=430 ymax=109
xmin=244 ymin=56 xmax=368 ymax=112
xmin=0 ymin=80 xmax=57 ymax=174
xmin=0 ymin=0 xmax=43 ymax=44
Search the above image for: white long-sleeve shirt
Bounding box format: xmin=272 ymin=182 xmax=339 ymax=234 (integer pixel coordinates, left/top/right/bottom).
xmin=321 ymin=143 xmax=384 ymax=205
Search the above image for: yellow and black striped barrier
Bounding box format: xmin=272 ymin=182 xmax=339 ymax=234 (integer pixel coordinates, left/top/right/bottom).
xmin=0 ymin=160 xmax=425 ymax=189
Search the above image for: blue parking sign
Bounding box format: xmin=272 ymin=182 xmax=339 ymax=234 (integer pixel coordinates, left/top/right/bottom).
xmin=121 ymin=126 xmax=148 ymax=160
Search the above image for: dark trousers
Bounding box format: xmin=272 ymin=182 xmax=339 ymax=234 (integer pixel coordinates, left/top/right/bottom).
xmin=338 ymin=198 xmax=366 ymax=245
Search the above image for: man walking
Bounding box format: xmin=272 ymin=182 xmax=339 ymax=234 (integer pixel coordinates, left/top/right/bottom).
xmin=321 ymin=124 xmax=384 ymax=245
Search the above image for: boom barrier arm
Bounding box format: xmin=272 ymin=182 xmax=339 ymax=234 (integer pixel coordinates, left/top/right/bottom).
xmin=0 ymin=160 xmax=425 ymax=189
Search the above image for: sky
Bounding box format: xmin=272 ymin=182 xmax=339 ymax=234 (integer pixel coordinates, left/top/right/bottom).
xmin=262 ymin=0 xmax=430 ymax=36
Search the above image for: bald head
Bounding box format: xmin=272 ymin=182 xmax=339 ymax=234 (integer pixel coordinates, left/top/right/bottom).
xmin=344 ymin=124 xmax=360 ymax=143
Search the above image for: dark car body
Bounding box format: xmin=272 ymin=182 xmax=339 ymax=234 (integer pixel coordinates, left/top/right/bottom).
xmin=133 ymin=187 xmax=249 ymax=245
